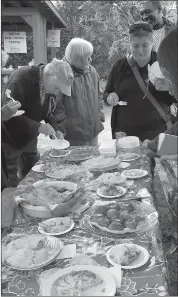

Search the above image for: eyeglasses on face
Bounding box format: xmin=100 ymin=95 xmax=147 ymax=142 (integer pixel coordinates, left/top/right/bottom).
xmin=129 ymin=23 xmax=153 ymax=34
xmin=140 ymin=9 xmax=153 ymax=16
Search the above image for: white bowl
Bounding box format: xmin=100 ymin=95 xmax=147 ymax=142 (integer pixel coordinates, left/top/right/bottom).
xmin=117 ymin=136 xmax=140 ymax=149
xmin=20 ymin=181 xmax=78 ymax=219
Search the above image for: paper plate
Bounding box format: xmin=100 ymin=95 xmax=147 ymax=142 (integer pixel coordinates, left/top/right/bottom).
xmin=38 ymin=217 xmax=75 ymax=236
xmin=97 ymin=186 xmax=127 ymax=199
xmin=121 ymin=169 xmax=148 ymax=179
xmin=41 ymin=265 xmax=116 ymax=296
xmin=49 ymin=149 xmax=71 ymax=158
xmin=117 ymin=153 xmax=140 ymax=162
xmin=32 ymin=164 xmax=45 ymax=173
xmin=106 ymin=243 xmax=149 ymax=269
xmin=11 ymin=110 xmax=25 ymax=117
xmin=49 ymin=139 xmax=70 ymax=150
xmin=3 ymin=234 xmax=63 ymax=271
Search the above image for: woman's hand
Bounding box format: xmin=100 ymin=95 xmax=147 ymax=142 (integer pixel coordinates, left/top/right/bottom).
xmin=1 ymin=101 xmax=21 ymax=121
xmin=38 ymin=123 xmax=56 ymax=136
xmin=55 ymin=130 xmax=65 ymax=139
xmin=107 ymin=92 xmax=119 ymax=106
xmin=160 ymin=154 xmax=178 ymax=161
xmin=154 ymin=77 xmax=170 ymax=92
xmin=50 ymin=195 xmax=79 ymax=217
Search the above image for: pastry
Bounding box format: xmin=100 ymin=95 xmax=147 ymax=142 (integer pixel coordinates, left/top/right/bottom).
xmin=106 ymin=209 xmax=120 ymax=219
xmin=119 ymin=245 xmax=141 ymax=266
xmin=108 ymin=220 xmax=124 ymax=231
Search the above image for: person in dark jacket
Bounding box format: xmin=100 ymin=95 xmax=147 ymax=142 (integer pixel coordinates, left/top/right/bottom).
xmin=146 ymin=27 xmax=178 ymax=160
xmin=1 ymin=58 xmax=74 ymax=187
xmin=103 ymin=22 xmax=175 ymax=141
xmin=140 ymin=0 xmax=176 ymax=52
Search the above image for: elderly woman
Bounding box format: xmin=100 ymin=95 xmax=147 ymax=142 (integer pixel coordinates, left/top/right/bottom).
xmin=103 ymin=22 xmax=175 ymax=141
xmin=2 ymin=58 xmax=74 ymax=187
xmin=54 ymin=38 xmax=104 ymax=146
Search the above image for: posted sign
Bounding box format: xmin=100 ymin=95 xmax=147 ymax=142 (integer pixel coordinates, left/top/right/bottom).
xmin=4 ymin=32 xmax=27 ymax=53
xmin=47 ymin=30 xmax=60 ymax=47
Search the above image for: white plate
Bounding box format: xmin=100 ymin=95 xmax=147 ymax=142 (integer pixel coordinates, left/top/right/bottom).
xmin=49 ymin=139 xmax=70 ymax=150
xmin=32 ymin=164 xmax=45 ymax=173
xmin=11 ymin=110 xmax=25 ymax=117
xmin=106 ymin=243 xmax=149 ymax=269
xmin=121 ymin=169 xmax=148 ymax=179
xmin=117 ymin=153 xmax=140 ymax=162
xmin=49 ymin=149 xmax=70 ymax=158
xmin=41 ymin=265 xmax=116 ymax=296
xmin=97 ymin=186 xmax=127 ymax=199
xmin=3 ymin=234 xmax=63 ymax=271
xmin=38 ymin=217 xmax=75 ymax=236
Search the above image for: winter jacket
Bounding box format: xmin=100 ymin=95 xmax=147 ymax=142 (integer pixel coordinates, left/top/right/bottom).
xmin=103 ymin=51 xmax=175 ymax=140
xmin=53 ymin=65 xmax=104 ymax=144
xmin=1 ymin=65 xmax=59 ymax=148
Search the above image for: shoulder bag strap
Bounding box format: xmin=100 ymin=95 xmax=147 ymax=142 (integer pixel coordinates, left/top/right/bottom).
xmin=127 ymin=56 xmax=172 ymax=129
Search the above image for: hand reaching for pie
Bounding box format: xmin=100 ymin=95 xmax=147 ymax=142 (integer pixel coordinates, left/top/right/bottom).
xmin=50 ymin=193 xmax=80 ymax=217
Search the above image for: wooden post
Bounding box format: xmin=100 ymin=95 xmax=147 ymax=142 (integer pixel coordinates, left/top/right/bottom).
xmin=32 ymin=12 xmax=47 ymax=64
xmin=50 ymin=48 xmax=57 ymax=60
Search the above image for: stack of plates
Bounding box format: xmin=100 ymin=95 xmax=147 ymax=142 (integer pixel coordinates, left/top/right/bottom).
xmin=117 ymin=136 xmax=140 ymax=149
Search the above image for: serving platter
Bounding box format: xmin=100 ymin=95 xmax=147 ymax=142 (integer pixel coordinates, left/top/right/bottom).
xmin=117 ymin=153 xmax=140 ymax=162
xmin=41 ymin=265 xmax=116 ymax=296
xmin=49 ymin=149 xmax=71 ymax=158
xmin=97 ymin=186 xmax=127 ymax=199
xmin=38 ymin=217 xmax=75 ymax=236
xmin=106 ymin=243 xmax=149 ymax=269
xmin=121 ymin=169 xmax=148 ymax=179
xmin=81 ymin=200 xmax=158 ymax=238
xmin=3 ymin=234 xmax=63 ymax=270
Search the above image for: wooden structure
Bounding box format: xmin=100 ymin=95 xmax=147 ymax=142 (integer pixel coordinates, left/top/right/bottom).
xmin=1 ymin=0 xmax=67 ymax=65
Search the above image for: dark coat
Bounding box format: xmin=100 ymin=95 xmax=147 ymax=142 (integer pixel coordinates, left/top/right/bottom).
xmin=1 ymin=65 xmax=59 ymax=148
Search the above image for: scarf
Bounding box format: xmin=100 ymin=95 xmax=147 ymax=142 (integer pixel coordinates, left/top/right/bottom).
xmin=71 ymin=64 xmax=85 ymax=75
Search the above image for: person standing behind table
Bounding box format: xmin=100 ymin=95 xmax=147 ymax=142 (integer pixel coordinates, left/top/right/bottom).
xmin=145 ymin=27 xmax=178 ymax=160
xmin=2 ymin=58 xmax=74 ymax=187
xmin=53 ymin=38 xmax=105 ymax=146
xmin=140 ymin=0 xmax=176 ymax=52
xmin=103 ymin=22 xmax=175 ymax=142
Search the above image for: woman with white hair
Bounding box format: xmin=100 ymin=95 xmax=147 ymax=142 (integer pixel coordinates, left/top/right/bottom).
xmin=54 ymin=38 xmax=104 ymax=146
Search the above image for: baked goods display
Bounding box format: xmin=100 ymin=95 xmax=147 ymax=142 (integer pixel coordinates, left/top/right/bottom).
xmin=22 ymin=185 xmax=75 ymax=206
xmin=109 ymin=245 xmax=141 ymax=266
xmin=3 ymin=234 xmax=62 ymax=270
xmin=90 ymin=201 xmax=154 ymax=234
xmin=87 ymin=157 xmax=121 ymax=173
xmin=51 ymin=270 xmax=104 ymax=296
xmin=64 ymin=147 xmax=99 ymax=163
xmin=97 ymin=185 xmax=126 ymax=199
xmin=117 ymin=153 xmax=140 ymax=162
xmin=122 ymin=169 xmax=148 ymax=179
xmin=39 ymin=217 xmax=74 ymax=235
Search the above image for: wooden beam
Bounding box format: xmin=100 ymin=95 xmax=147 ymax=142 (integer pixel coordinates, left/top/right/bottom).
xmin=2 ymin=24 xmax=32 ymax=32
xmin=32 ymin=12 xmax=47 ymax=64
xmin=50 ymin=48 xmax=57 ymax=60
xmin=2 ymin=7 xmax=36 ymax=16
xmin=21 ymin=15 xmax=33 ymax=27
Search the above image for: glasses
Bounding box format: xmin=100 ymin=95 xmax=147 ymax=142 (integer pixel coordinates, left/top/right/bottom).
xmin=129 ymin=23 xmax=153 ymax=34
xmin=140 ymin=9 xmax=153 ymax=16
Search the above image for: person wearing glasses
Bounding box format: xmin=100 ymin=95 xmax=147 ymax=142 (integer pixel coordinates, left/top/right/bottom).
xmin=140 ymin=1 xmax=176 ymax=52
xmin=53 ymin=38 xmax=105 ymax=146
xmin=103 ymin=21 xmax=175 ymax=142
xmin=2 ymin=58 xmax=74 ymax=187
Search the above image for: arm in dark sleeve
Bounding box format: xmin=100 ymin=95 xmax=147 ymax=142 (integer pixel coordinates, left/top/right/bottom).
xmin=52 ymin=92 xmax=71 ymax=135
xmin=103 ymin=64 xmax=115 ymax=104
xmin=2 ymin=69 xmax=41 ymax=137
xmin=149 ymin=82 xmax=175 ymax=106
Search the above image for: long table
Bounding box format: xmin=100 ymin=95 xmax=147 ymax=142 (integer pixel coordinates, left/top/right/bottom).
xmin=1 ymin=147 xmax=171 ymax=296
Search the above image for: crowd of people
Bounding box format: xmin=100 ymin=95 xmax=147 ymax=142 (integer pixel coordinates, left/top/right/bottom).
xmin=1 ymin=1 xmax=177 ymax=234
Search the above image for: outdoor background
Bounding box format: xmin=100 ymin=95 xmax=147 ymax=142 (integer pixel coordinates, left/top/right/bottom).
xmin=1 ymin=1 xmax=177 ymax=154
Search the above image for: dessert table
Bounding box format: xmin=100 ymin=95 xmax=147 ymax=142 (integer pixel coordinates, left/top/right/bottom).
xmin=1 ymin=147 xmax=171 ymax=296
